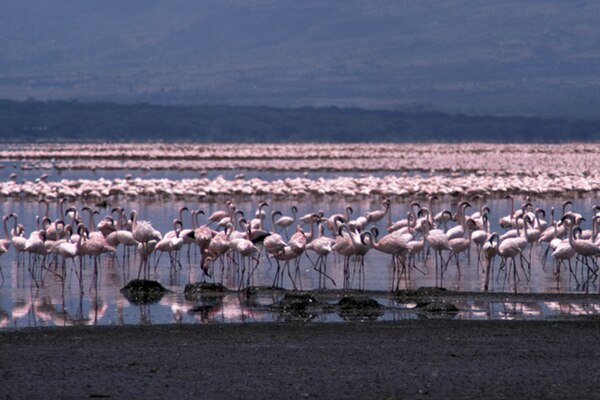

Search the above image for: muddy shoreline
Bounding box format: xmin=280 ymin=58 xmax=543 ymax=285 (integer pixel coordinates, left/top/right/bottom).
xmin=2 ymin=320 xmax=600 ymax=399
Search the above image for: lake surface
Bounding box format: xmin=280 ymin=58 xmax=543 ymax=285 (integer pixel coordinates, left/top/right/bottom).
xmin=1 ymin=182 xmax=600 ymax=329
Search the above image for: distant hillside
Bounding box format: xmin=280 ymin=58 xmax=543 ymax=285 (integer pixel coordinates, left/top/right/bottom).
xmin=1 ymin=99 xmax=599 ymax=143
xmin=2 ymin=1 xmax=600 ymax=117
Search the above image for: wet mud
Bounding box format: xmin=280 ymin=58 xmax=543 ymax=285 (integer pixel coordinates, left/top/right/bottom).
xmin=2 ymin=320 xmax=600 ymax=399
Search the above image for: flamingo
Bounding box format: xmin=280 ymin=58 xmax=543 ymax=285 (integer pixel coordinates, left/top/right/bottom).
xmin=423 ymin=221 xmax=452 ymax=287
xmin=202 ymin=224 xmax=232 ymax=281
xmin=365 ymin=198 xmax=391 ymax=224
xmin=561 ymin=215 xmax=600 ymax=290
xmin=306 ymin=222 xmax=336 ymax=288
xmin=229 ymin=225 xmax=260 ymax=290
xmin=446 ymin=228 xmax=471 ymax=279
xmin=176 ymin=207 xmax=196 ymax=258
xmin=278 ymin=217 xmax=318 ymax=289
xmin=274 ymin=205 xmax=297 ymax=238
xmin=0 ymin=214 xmax=11 ymax=253
xmin=498 ymin=195 xmax=524 ymax=229
xmin=497 ymin=234 xmax=527 ymax=292
xmin=25 ymin=229 xmax=47 ymax=263
xmin=332 ymin=224 xmax=357 ymax=289
xmin=193 ymin=210 xmax=216 ymax=274
xmin=482 ymin=233 xmax=499 ymax=291
xmin=387 ymin=202 xmax=420 ymax=233
xmin=76 ymin=226 xmax=116 ymax=291
xmin=207 ymin=201 xmax=234 ymax=226
xmin=550 ymin=233 xmax=576 ymax=285
xmin=470 ymin=214 xmax=490 ymax=262
xmin=331 ymin=224 xmax=370 ymax=290
xmin=51 ymin=226 xmax=79 ymax=280
xmin=154 ymin=220 xmax=187 ymax=269
xmin=326 ymin=206 xmax=353 ymax=234
xmin=81 ymin=207 xmax=105 ymax=240
xmin=105 ymin=208 xmax=138 ymax=260
xmin=0 ymin=215 xmax=9 ymax=282
xmin=361 ymin=227 xmax=410 ymax=290
xmin=250 ymin=201 xmax=269 ymax=231
xmin=8 ymin=214 xmax=27 ymax=263
xmin=299 ymin=210 xmax=323 ymax=225
xmin=533 ymin=208 xmax=548 ymax=232
xmin=522 ymin=214 xmax=541 ymax=262
xmin=538 ymin=210 xmax=564 ymax=264
xmin=446 ymin=201 xmax=470 ymax=240
xmin=264 ymin=211 xmax=287 ymax=255
xmin=130 ymin=210 xmax=162 ymax=279
xmin=97 ymin=215 xmax=116 ymax=238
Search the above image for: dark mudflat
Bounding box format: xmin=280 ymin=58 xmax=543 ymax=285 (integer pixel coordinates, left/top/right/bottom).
xmin=1 ymin=320 xmax=599 ymax=399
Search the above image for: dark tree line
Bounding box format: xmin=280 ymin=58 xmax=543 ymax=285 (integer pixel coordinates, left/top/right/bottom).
xmin=0 ymin=99 xmax=598 ymax=143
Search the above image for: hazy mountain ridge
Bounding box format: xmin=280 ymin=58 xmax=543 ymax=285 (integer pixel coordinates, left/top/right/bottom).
xmin=2 ymin=99 xmax=598 ymax=143
xmin=2 ymin=1 xmax=600 ymax=116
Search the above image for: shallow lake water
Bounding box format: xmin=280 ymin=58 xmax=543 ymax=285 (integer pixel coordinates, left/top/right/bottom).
xmin=1 ymin=171 xmax=600 ymax=328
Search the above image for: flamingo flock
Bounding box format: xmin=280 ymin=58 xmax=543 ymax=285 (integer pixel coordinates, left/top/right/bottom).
xmin=2 ymin=195 xmax=600 ymax=295
xmin=3 ymin=143 xmax=600 ymax=202
xmin=4 ymin=143 xmax=600 ymax=178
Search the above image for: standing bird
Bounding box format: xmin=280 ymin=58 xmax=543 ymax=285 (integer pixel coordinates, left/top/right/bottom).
xmin=229 ymin=225 xmax=260 ymax=290
xmin=130 ymin=210 xmax=162 ymax=279
xmin=497 ymin=236 xmax=524 ymax=292
xmin=332 ymin=224 xmax=357 ymax=289
xmin=274 ymin=205 xmax=298 ymax=238
xmin=0 ymin=214 xmax=11 ymax=253
xmin=105 ymin=208 xmax=138 ymax=260
xmin=562 ymin=215 xmax=600 ymax=290
xmin=52 ymin=227 xmax=79 ymax=279
xmin=423 ymin=221 xmax=452 ymax=287
xmin=446 ymin=201 xmax=471 ymax=240
xmin=8 ymin=214 xmax=27 ymax=263
xmin=306 ymin=223 xmax=336 ymax=289
xmin=77 ymin=226 xmax=116 ymax=290
xmin=326 ymin=206 xmax=353 ymax=234
xmin=551 ymin=233 xmax=576 ymax=286
xmin=250 ymin=201 xmax=269 ymax=231
xmin=482 ymin=233 xmax=499 ymax=291
xmin=361 ymin=227 xmax=409 ymax=291
xmin=264 ymin=211 xmax=288 ymax=256
xmin=470 ymin=214 xmax=490 ymax=263
xmin=202 ymin=224 xmax=232 ymax=281
xmin=365 ymin=198 xmax=391 ymax=224
xmin=522 ymin=214 xmax=541 ymax=262
xmin=446 ymin=229 xmax=471 ymax=279
xmin=193 ymin=210 xmax=216 ymax=275
xmin=155 ymin=230 xmax=186 ymax=269
xmin=207 ymin=201 xmax=234 ymax=226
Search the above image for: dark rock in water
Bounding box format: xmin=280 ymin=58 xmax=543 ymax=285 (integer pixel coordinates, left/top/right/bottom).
xmin=336 ymin=297 xmax=384 ymax=321
xmin=271 ymin=293 xmax=330 ymax=321
xmin=415 ymin=287 xmax=449 ymax=295
xmin=420 ymin=302 xmax=459 ymax=313
xmin=337 ymin=297 xmax=383 ymax=310
xmin=120 ymin=279 xmax=169 ymax=305
xmin=417 ymin=301 xmax=460 ymax=320
xmin=242 ymin=286 xmax=283 ymax=298
xmin=274 ymin=293 xmax=320 ymax=312
xmin=184 ymin=282 xmax=229 ymax=301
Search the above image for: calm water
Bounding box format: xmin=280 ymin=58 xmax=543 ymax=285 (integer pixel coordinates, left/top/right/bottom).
xmin=1 ymin=171 xmax=600 ymax=328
